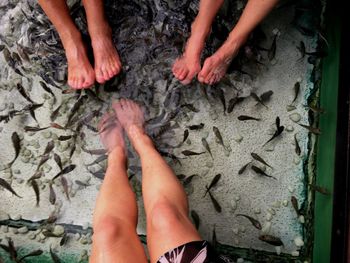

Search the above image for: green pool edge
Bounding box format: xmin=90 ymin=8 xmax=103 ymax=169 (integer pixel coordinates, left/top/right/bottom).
xmin=312 ymin=3 xmax=341 ymax=263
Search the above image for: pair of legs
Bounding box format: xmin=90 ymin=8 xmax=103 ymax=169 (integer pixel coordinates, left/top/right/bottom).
xmin=90 ymin=100 xmax=201 ymax=263
xmin=38 ymin=0 xmax=122 ymax=89
xmin=172 ymin=0 xmax=278 ymax=85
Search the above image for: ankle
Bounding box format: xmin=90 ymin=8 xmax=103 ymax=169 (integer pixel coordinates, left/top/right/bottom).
xmin=108 ymin=146 xmax=126 ymax=164
xmin=88 ymin=22 xmax=112 ymax=42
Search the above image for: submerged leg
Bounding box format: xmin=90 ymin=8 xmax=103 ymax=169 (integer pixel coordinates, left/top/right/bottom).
xmin=38 ymin=0 xmax=95 ymax=89
xmin=172 ymin=0 xmax=224 ymax=85
xmin=114 ymin=99 xmax=201 ymax=263
xmin=82 ymin=0 xmax=122 ymax=84
xmin=90 ymin=118 xmax=147 ymax=263
xmin=197 ymin=0 xmax=279 ymax=85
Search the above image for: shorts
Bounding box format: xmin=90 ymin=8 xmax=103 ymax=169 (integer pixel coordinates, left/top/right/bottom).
xmin=157 ymin=240 xmax=234 ymax=263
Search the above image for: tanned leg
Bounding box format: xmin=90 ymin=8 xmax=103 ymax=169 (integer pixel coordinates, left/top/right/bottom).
xmin=82 ymin=0 xmax=122 ymax=84
xmin=172 ymin=0 xmax=225 ymax=85
xmin=38 ymin=0 xmax=95 ymax=89
xmin=90 ymin=115 xmax=147 ymax=263
xmin=114 ymin=99 xmax=201 ymax=263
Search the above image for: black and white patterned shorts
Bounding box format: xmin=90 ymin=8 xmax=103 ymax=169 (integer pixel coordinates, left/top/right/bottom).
xmin=157 ymin=240 xmax=234 ymax=263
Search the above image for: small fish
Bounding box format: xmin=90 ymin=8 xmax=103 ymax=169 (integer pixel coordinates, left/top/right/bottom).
xmin=52 ymin=164 xmax=76 ymax=181
xmin=213 ymin=126 xmax=224 ymax=147
xmin=66 ymin=95 xmax=88 ymax=126
xmin=251 ymin=165 xmax=277 ymax=180
xmin=292 ymin=82 xmax=300 ymax=103
xmin=263 ymin=117 xmax=284 ymax=146
xmin=201 ymin=138 xmax=213 ymax=159
xmin=309 ymin=184 xmax=331 ymax=195
xmin=268 ymin=34 xmax=277 ymax=61
xmin=181 ymin=104 xmax=199 ymax=112
xmin=191 ymin=210 xmax=200 ymax=229
xmin=24 ymin=126 xmax=49 ymax=132
xmin=49 ymin=183 xmax=56 ymax=205
xmin=291 ymin=196 xmax=299 ymax=216
xmin=0 ymin=178 xmax=21 ymax=198
xmin=238 ymin=115 xmax=261 ymax=121
xmin=304 ymin=105 xmax=325 ymax=114
xmin=183 ymin=129 xmax=189 ymax=143
xmin=186 ymin=123 xmax=204 ymax=130
xmin=212 ymin=225 xmax=217 ymax=248
xmin=69 ymin=144 xmax=76 ymax=158
xmin=183 ymin=174 xmax=198 ymax=186
xmin=37 ymin=155 xmax=50 ymax=170
xmin=75 ymin=180 xmax=90 ymax=187
xmin=61 ymin=176 xmax=70 ymax=200
xmin=50 ymin=247 xmax=62 ymax=263
xmin=17 ymin=249 xmax=43 ymax=261
xmin=208 ymin=191 xmax=222 ymax=213
xmin=7 ymin=238 xmax=17 ymax=261
xmin=217 ymin=88 xmax=226 ymax=113
xmin=238 ymin=162 xmax=251 ymax=174
xmin=204 ymin=174 xmax=222 ymax=197
xmin=236 ymin=214 xmax=262 ymax=230
xmin=298 ymin=124 xmax=321 ymax=135
xmin=51 ymin=123 xmax=65 ymax=130
xmin=294 ymin=134 xmax=301 ymax=155
xmin=86 ymin=155 xmax=108 ymax=166
xmin=30 ymin=179 xmax=40 ymax=206
xmin=227 ymin=97 xmax=244 ymax=113
xmin=60 ymin=233 xmax=69 ymax=246
xmin=16 ymin=83 xmax=34 ymax=104
xmin=39 ymin=81 xmax=56 ymax=103
xmin=259 ymin=235 xmax=284 ymax=246
xmin=82 ymin=146 xmax=107 ymax=155
xmin=297 ymin=41 xmax=306 ymax=58
xmin=50 ymin=105 xmax=62 ymax=122
xmin=28 ymin=171 xmax=44 ymax=182
xmin=53 ymin=153 xmax=63 ymax=171
xmin=251 ymin=92 xmax=267 ymax=108
xmin=91 ymin=169 xmax=105 ymax=180
xmin=260 ymin=90 xmax=273 ymax=103
xmin=43 ymin=140 xmax=55 ymax=156
xmin=251 ymin=153 xmax=272 ymax=168
xmin=10 ymin=132 xmax=20 ymax=165
xmin=181 ymin=150 xmax=205 ymax=156
xmin=58 ymin=135 xmax=73 ymax=141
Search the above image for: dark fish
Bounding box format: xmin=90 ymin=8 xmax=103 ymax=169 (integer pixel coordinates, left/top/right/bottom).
xmin=58 ymin=135 xmax=73 ymax=141
xmin=183 ymin=129 xmax=189 ymax=143
xmin=82 ymin=146 xmax=107 ymax=155
xmin=66 ymin=95 xmax=88 ymax=126
xmin=217 ymin=88 xmax=226 ymax=113
xmin=236 ymin=214 xmax=262 ymax=230
xmin=61 ymin=176 xmax=70 ymax=200
xmin=204 ymin=174 xmax=222 ymax=197
xmin=91 ymin=169 xmax=105 ymax=180
xmin=86 ymin=155 xmax=108 ymax=166
xmin=69 ymin=144 xmax=76 ymax=159
xmin=238 ymin=162 xmax=251 ymax=175
xmin=37 ymin=154 xmax=50 ymax=170
xmin=227 ymin=97 xmax=245 ymax=113
xmin=297 ymin=41 xmax=306 ymax=58
xmin=53 ymin=153 xmax=63 ymax=170
xmin=251 ymin=92 xmax=267 ymax=108
xmin=17 ymin=249 xmax=43 ymax=261
xmin=208 ymin=191 xmax=222 ymax=213
xmin=50 ymin=247 xmax=62 ymax=263
xmin=26 ymin=103 xmax=44 ymax=123
xmin=251 ymin=153 xmax=272 ymax=168
xmin=51 ymin=123 xmax=66 ymax=130
xmin=251 ymin=165 xmax=277 ymax=180
xmin=181 ymin=104 xmax=199 ymax=112
xmin=182 ymin=150 xmax=205 ymax=156
xmin=75 ymin=180 xmax=90 ymax=187
xmin=24 ymin=126 xmax=49 ymax=132
xmin=0 ymin=44 xmax=4 ymax=52
xmin=50 ymin=105 xmax=62 ymax=122
xmin=294 ymin=134 xmax=301 ymax=155
xmin=309 ymin=184 xmax=331 ymax=195
xmin=298 ymin=124 xmax=321 ymax=135
xmin=268 ymin=34 xmax=277 ymax=61
xmin=292 ymin=82 xmax=300 ymax=103
xmin=16 ymin=83 xmax=34 ymax=104
xmin=213 ymin=126 xmax=224 ymax=147
xmin=31 ymin=179 xmax=40 ymax=206
xmin=259 ymin=235 xmax=284 ymax=246
xmin=212 ymin=225 xmax=217 ymax=248
xmin=201 ymin=138 xmax=213 ymax=159
xmin=28 ymin=171 xmax=44 ymax=182
xmin=187 ymin=123 xmax=204 ymax=130
xmin=238 ymin=115 xmax=261 ymax=121
xmin=60 ymin=233 xmax=69 ymax=246
xmin=291 ymin=196 xmax=299 ymax=216
xmin=10 ymin=132 xmax=20 ymax=164
xmin=49 ymin=183 xmax=56 ymax=205
xmin=39 ymin=81 xmax=56 ymax=103
xmin=8 ymin=238 xmax=17 ymax=261
xmin=52 ymin=164 xmax=76 ymax=181
xmin=263 ymin=117 xmax=284 ymax=146
xmin=260 ymin=90 xmax=273 ymax=103
xmin=43 ymin=140 xmax=55 ymax=156
xmin=183 ymin=174 xmax=198 ymax=186
xmin=305 ymin=105 xmax=325 ymax=114
xmin=190 ymin=210 xmax=200 ymax=229
xmin=0 ymin=178 xmax=21 ymax=197
xmin=177 ymin=174 xmax=186 ymax=180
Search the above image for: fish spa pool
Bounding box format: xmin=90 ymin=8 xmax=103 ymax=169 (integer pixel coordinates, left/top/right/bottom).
xmin=0 ymin=0 xmax=346 ymax=262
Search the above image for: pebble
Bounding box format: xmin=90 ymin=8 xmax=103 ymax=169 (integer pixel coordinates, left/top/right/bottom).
xmin=294 ymin=156 xmax=301 ymax=165
xmin=185 ymin=139 xmax=191 ymax=145
xmin=233 ymin=133 xmax=243 ymax=143
xmin=201 ymin=168 xmax=210 ymax=177
xmin=232 ymin=228 xmax=239 ymax=235
xmin=205 ymin=161 xmax=213 ymax=168
xmin=230 ymin=200 xmax=237 ymax=212
xmin=237 ymin=258 xmax=244 ymax=263
xmin=286 ymin=105 xmax=296 ymax=112
xmin=11 ymin=228 xmax=18 ymax=234
xmin=261 ymin=222 xmax=271 ymax=234
xmin=80 ymin=235 xmax=89 ymax=245
xmin=275 ymin=246 xmax=281 ymax=255
xmin=286 ymin=125 xmax=294 ymax=132
xmin=234 ymin=238 xmax=239 ymax=245
xmin=43 ymin=131 xmax=52 ymax=139
xmin=202 ymin=131 xmax=209 ymax=139
xmin=288 ymin=186 xmax=295 ymax=193
xmin=13 ymin=169 xmax=21 ymax=174
xmin=28 ymin=233 xmax=36 ymax=240
xmin=74 ymin=233 xmax=81 ymax=241
xmin=95 ymin=184 xmax=101 ymax=191
xmin=224 ymin=149 xmax=230 ymax=157
xmin=289 ymin=113 xmax=301 ymax=123
xmin=2 ymin=225 xmax=9 ymax=233
xmin=18 ymin=226 xmax=29 ymax=234
xmin=267 ymin=208 xmax=276 ymax=215
xmin=282 ymin=200 xmax=289 ymax=207
xmin=12 ymin=214 xmax=22 ymax=220
xmin=239 ymin=226 xmax=246 ymax=233
xmin=299 ymin=215 xmax=305 ymax=224
xmin=210 ymin=111 xmax=218 ymax=120
xmin=254 ymin=208 xmax=261 ymax=214
xmin=53 ymin=225 xmax=65 ymax=236
xmin=266 ymin=212 xmax=273 ymax=221
xmin=272 ymin=201 xmax=281 ymax=208
xmin=294 ymin=236 xmax=304 ymax=247
xmin=265 ymin=144 xmax=275 ymax=152
xmin=82 ymin=222 xmax=89 ymax=230
xmin=51 ymin=133 xmax=58 ymax=140
xmin=0 ymin=103 xmax=7 ymax=111
xmin=292 ymin=251 xmax=300 ymax=257
xmin=2 ymin=172 xmax=12 ymax=180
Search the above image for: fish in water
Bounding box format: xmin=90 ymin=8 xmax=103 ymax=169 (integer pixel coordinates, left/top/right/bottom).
xmin=190 ymin=210 xmax=200 ymax=229
xmin=50 ymin=104 xmax=62 ymax=122
xmin=291 ymin=196 xmax=300 ymax=216
xmin=183 ymin=129 xmax=189 ymax=143
xmin=251 ymin=165 xmax=277 ymax=180
xmin=259 ymin=235 xmax=284 ymax=246
xmin=0 ymin=178 xmax=21 ymax=198
xmin=60 ymin=233 xmax=69 ymax=247
xmin=181 ymin=150 xmax=205 ymax=156
xmin=75 ymin=180 xmax=90 ymax=187
xmin=238 ymin=115 xmax=261 ymax=121
xmin=268 ymin=33 xmax=278 ymax=61
xmin=260 ymin=90 xmax=273 ymax=104
xmin=208 ymin=191 xmax=222 ymax=213
xmin=52 ymin=164 xmax=76 ymax=181
xmin=238 ymin=162 xmax=251 ymax=175
xmin=299 ymin=124 xmax=321 ymax=135
xmin=10 ymin=132 xmax=20 ymax=165
xmin=181 ymin=104 xmax=199 ymax=113
xmin=227 ymin=97 xmax=245 ymax=113
xmin=17 ymin=250 xmax=43 ymax=262
xmin=86 ymin=155 xmax=108 ymax=166
xmin=203 ymin=174 xmax=221 ymax=197
xmin=50 ymin=247 xmax=61 ymax=263
xmin=294 ymin=134 xmax=301 ymax=155
xmin=309 ymin=183 xmax=331 ymax=195
xmin=212 ymin=225 xmax=217 ymax=248
xmin=24 ymin=126 xmax=49 ymax=132
xmin=251 ymin=92 xmax=268 ymax=108
xmin=304 ymin=105 xmax=325 ymax=114
xmin=61 ymin=176 xmax=70 ymax=200
xmin=53 ymin=153 xmax=63 ymax=171
xmin=263 ymin=117 xmax=284 ymax=146
xmin=291 ymin=81 xmax=300 ymax=103
xmin=82 ymin=146 xmax=107 ymax=155
xmin=30 ymin=179 xmax=40 ymax=207
xmin=58 ymin=135 xmax=73 ymax=141
xmin=43 ymin=140 xmax=55 ymax=156
xmin=187 ymin=123 xmax=204 ymax=130
xmin=16 ymin=83 xmax=34 ymax=104
xmin=183 ymin=174 xmax=198 ymax=186
xmin=213 ymin=126 xmax=224 ymax=147
xmin=201 ymin=138 xmax=213 ymax=159
xmin=251 ymin=153 xmax=272 ymax=168
xmin=236 ymin=214 xmax=262 ymax=230
xmin=39 ymin=81 xmax=56 ymax=103
xmin=49 ymin=183 xmax=56 ymax=205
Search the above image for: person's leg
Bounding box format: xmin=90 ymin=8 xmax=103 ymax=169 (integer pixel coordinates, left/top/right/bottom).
xmin=82 ymin=0 xmax=122 ymax=84
xmin=197 ymin=0 xmax=279 ymax=85
xmin=172 ymin=0 xmax=224 ymax=85
xmin=38 ymin=0 xmax=95 ymax=89
xmin=90 ymin=117 xmax=147 ymax=263
xmin=114 ymin=100 xmax=202 ymax=263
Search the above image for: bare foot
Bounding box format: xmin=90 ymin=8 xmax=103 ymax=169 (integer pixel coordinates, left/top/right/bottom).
xmin=112 ymin=99 xmax=147 ymax=151
xmin=198 ymin=40 xmax=241 ymax=85
xmin=63 ymin=36 xmax=95 ymax=89
xmin=90 ymin=27 xmax=122 ymax=84
xmin=98 ymin=112 xmax=125 ymax=153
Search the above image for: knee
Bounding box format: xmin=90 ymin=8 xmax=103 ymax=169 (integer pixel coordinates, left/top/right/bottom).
xmin=149 ymin=201 xmax=185 ymax=233
xmin=92 ymin=216 xmax=128 ymax=245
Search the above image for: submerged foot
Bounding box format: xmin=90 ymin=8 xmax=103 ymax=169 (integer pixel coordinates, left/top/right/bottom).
xmin=90 ymin=26 xmax=122 ymax=84
xmin=98 ymin=112 xmax=125 ymax=153
xmin=64 ymin=36 xmax=95 ymax=89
